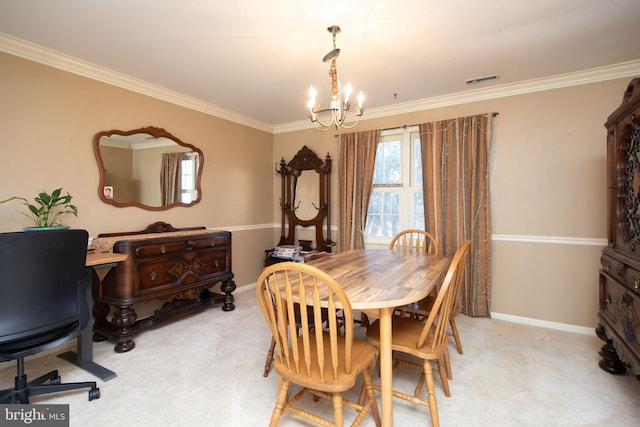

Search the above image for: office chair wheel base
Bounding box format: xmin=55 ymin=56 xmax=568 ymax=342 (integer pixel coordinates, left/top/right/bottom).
xmin=88 ymin=388 xmax=100 ymax=401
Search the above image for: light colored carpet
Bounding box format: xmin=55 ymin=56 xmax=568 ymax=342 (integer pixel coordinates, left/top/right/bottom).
xmin=2 ymin=287 xmax=639 ymax=426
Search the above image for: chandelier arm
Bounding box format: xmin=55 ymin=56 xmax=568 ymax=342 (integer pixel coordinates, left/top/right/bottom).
xmin=337 ymin=115 xmax=362 ymax=130
xmin=313 ymin=121 xmax=334 ymax=132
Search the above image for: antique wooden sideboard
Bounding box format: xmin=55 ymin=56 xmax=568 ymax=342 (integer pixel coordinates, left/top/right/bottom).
xmin=91 ymin=222 xmax=235 ymax=352
xmin=597 ymin=78 xmax=640 ymax=376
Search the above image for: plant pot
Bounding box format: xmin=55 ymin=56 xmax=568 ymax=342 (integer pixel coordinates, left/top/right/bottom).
xmin=23 ymin=226 xmax=70 ymax=232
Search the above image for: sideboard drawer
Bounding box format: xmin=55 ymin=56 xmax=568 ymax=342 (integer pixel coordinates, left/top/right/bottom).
xmin=136 ymin=249 xmax=230 ymax=293
xmin=191 ymin=235 xmax=229 ymax=249
xmin=131 ymin=241 xmax=187 ymax=257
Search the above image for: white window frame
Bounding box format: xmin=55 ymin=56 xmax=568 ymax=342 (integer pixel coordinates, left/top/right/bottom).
xmin=364 ymin=125 xmax=422 ymax=247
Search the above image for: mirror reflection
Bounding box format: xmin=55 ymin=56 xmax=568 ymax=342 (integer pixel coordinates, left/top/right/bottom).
xmin=292 ymin=171 xmax=319 ymax=221
xmin=94 ymin=127 xmax=203 ymax=210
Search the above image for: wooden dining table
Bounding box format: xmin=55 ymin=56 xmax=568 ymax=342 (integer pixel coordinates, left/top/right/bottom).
xmin=306 ymin=248 xmax=450 ymax=427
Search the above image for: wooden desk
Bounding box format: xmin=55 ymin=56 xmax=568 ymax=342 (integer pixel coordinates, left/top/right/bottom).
xmin=306 ymin=249 xmax=450 ymax=427
xmin=57 ymin=252 xmax=128 ymax=381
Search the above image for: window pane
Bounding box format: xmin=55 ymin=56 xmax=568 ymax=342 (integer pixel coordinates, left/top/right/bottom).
xmin=413 ymin=191 xmax=424 ymax=229
xmin=366 ymin=191 xmax=400 ymax=237
xmin=413 ymin=136 xmax=422 ymax=185
xmin=373 ymin=140 xmax=401 ymax=185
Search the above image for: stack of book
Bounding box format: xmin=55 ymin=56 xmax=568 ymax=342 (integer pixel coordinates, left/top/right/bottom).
xmin=271 ymin=245 xmax=304 ymax=262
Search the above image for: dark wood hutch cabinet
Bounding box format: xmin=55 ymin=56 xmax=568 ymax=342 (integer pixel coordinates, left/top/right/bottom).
xmin=597 ymin=78 xmax=640 ymax=376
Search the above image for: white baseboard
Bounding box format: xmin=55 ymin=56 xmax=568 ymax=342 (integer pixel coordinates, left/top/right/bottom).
xmin=490 ymin=312 xmax=595 ymax=336
xmin=236 ymin=283 xmax=256 ymax=293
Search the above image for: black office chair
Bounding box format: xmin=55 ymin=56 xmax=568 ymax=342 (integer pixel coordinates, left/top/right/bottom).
xmin=0 ymin=229 xmax=100 ymax=404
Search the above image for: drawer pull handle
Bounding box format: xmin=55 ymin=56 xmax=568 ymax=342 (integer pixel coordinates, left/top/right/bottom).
xmin=606 ymin=296 xmax=611 ymax=304
xmin=161 ymin=245 xmax=166 ymax=254
xmin=210 ymin=241 xmax=216 ymax=247
xmin=634 ymin=278 xmax=640 ymax=290
xmin=150 ymin=272 xmax=157 ymax=282
xmin=214 ymin=260 xmax=219 ymax=267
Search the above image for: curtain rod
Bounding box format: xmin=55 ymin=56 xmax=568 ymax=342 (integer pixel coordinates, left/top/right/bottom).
xmin=379 ymin=112 xmax=499 ymax=132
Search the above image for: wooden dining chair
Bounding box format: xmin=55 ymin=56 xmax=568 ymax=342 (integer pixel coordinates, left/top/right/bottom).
xmin=257 ymin=262 xmax=381 ymax=427
xmin=405 ymin=284 xmax=466 ymax=356
xmin=262 ymin=252 xmax=333 ymax=378
xmin=389 ymin=229 xmax=440 ymax=255
xmin=262 ymin=304 xmax=328 ymax=377
xmin=397 ymin=240 xmax=468 ymax=356
xmin=361 ymin=229 xmax=441 ymax=327
xmin=365 ymin=241 xmax=471 ymax=427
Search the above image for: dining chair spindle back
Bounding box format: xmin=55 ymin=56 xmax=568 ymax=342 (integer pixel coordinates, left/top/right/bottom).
xmin=257 ymin=262 xmax=381 ymax=427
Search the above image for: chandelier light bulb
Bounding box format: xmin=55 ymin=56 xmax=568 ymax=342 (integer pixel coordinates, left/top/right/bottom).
xmin=344 ymin=82 xmax=352 ymax=104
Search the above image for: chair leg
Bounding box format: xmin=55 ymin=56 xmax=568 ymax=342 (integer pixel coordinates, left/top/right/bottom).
xmin=444 ymin=348 xmax=452 ymax=380
xmin=450 ymin=318 xmax=463 ymax=354
xmin=435 ymin=357 xmax=450 ymax=398
xmin=263 ymin=336 xmax=276 ymax=377
xmin=362 ymin=367 xmax=381 ymax=427
xmin=270 ymin=377 xmax=289 ymax=427
xmin=423 ymin=361 xmax=440 ymax=427
xmin=0 ymin=367 xmax=99 ymax=404
xmin=358 ymin=312 xmax=370 ymax=328
xmin=332 ymin=392 xmax=344 ymax=427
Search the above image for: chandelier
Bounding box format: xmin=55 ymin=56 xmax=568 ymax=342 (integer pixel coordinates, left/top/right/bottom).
xmin=307 ymin=25 xmax=364 ymax=131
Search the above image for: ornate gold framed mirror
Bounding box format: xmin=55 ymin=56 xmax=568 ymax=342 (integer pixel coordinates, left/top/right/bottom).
xmin=94 ymin=126 xmax=203 ymax=211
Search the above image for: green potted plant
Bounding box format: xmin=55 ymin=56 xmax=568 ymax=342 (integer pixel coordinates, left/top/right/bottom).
xmin=0 ymin=188 xmax=78 ymax=229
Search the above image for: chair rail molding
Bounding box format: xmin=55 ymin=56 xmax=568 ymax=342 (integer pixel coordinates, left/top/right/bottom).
xmin=492 ymin=234 xmax=607 ymax=246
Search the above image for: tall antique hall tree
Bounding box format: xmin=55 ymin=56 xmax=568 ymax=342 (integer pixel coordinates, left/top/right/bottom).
xmin=265 ymin=146 xmax=333 ymax=265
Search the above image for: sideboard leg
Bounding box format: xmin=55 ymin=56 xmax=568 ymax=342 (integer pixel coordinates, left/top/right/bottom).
xmin=596 ymin=325 xmax=626 ymax=375
xmin=221 ymin=278 xmax=236 ymax=311
xmin=111 ymin=306 xmax=138 ymax=353
xmin=114 ymin=340 xmax=135 ymax=353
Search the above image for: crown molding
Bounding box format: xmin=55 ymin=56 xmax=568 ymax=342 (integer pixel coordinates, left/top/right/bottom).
xmin=273 ymin=59 xmax=640 ymax=134
xmin=0 ymin=33 xmax=274 ymax=133
xmin=2 ymin=32 xmax=638 ymax=135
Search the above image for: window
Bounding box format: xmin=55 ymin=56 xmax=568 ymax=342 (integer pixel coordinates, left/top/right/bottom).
xmin=181 ymin=152 xmax=199 ymax=203
xmin=364 ymin=126 xmax=423 ymax=245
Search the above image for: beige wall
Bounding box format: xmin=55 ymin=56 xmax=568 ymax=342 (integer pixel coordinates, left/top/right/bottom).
xmin=274 ymin=78 xmax=632 ymax=329
xmin=0 ymin=52 xmax=274 ymax=287
xmin=1 ymin=50 xmax=633 ymax=330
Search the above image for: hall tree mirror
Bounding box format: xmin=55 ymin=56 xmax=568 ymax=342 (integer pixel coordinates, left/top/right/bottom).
xmin=275 ymin=145 xmax=333 ymax=253
xmin=93 ymin=126 xmax=203 ymax=211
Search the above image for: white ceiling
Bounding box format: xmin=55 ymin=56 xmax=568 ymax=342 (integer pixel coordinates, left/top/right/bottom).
xmin=1 ymin=0 xmax=640 ymax=130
